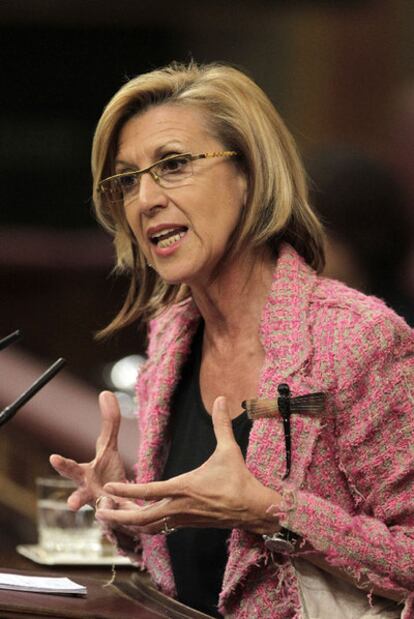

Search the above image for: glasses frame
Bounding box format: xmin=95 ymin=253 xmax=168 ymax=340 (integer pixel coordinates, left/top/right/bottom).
xmin=98 ymin=150 xmax=239 ymax=202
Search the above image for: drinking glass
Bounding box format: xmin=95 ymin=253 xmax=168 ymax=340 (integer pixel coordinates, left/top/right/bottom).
xmin=36 ymin=477 xmax=102 ymax=556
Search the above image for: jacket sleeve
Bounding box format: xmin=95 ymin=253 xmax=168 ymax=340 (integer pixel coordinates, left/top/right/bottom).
xmin=278 ymin=314 xmax=414 ymax=601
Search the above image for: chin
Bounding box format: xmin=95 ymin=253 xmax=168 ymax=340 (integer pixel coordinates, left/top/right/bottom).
xmin=156 ymin=266 xmax=203 ymax=288
xmin=154 ymin=254 xmax=212 ymax=288
xmin=156 ymin=268 xmax=191 ymax=286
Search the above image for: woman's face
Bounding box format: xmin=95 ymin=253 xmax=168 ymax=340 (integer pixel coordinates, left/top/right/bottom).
xmin=115 ymin=103 xmax=247 ymax=287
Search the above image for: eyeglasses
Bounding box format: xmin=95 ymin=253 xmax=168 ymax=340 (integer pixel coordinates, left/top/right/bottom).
xmin=98 ymin=151 xmax=238 ymax=206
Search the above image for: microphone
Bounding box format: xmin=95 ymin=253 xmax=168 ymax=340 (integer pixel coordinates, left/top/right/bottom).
xmin=0 ymin=330 xmax=67 ymax=428
xmin=0 ymin=329 xmax=22 ymax=351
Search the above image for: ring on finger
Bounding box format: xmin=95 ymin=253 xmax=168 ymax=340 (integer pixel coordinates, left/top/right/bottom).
xmin=161 ymin=517 xmax=177 ymax=536
xmin=95 ymin=495 xmax=106 ymax=510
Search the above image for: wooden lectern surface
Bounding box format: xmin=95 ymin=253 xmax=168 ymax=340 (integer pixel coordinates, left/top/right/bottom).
xmin=0 ymin=565 xmax=214 ymax=619
xmin=0 ymin=569 xmax=160 ymax=619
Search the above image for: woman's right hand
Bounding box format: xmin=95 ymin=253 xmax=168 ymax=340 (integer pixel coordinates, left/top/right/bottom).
xmin=49 ymin=391 xmax=127 ymax=511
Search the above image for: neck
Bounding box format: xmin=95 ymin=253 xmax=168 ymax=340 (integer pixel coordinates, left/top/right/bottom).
xmin=190 ymin=247 xmax=275 ymax=350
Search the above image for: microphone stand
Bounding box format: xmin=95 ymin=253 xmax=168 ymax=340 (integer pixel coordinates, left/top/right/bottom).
xmin=0 ymin=330 xmax=66 ymax=428
xmin=0 ymin=330 xmax=22 ymax=351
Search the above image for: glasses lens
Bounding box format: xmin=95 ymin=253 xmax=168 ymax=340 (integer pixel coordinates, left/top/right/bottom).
xmin=100 ymin=178 xmax=123 ymax=204
xmin=101 ymin=172 xmax=141 ymax=205
xmin=155 ymin=155 xmax=193 ymax=187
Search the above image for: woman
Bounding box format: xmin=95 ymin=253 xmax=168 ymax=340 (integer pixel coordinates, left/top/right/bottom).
xmin=50 ymin=62 xmax=414 ymax=618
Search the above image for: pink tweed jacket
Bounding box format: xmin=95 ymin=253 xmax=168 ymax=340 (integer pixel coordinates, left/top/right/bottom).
xmin=131 ymin=244 xmax=414 ymax=618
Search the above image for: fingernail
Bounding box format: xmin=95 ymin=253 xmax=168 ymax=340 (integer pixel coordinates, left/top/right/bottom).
xmin=217 ymin=397 xmax=226 ymax=411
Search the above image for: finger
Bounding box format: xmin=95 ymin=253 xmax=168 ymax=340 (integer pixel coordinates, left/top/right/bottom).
xmin=96 ymin=508 xmax=167 ymax=534
xmin=67 ymin=488 xmax=91 ymax=511
xmin=96 ymin=391 xmax=121 ymax=452
xmin=104 ymin=480 xmax=181 ymax=501
xmin=49 ymin=454 xmax=83 ymax=484
xmin=97 ymin=494 xmax=172 ymax=527
xmin=212 ymin=396 xmax=237 ymax=446
xmin=137 ymin=517 xmax=181 ymax=536
xmin=95 ymin=495 xmax=116 ymax=511
xmin=96 ymin=507 xmax=163 ymax=528
xmin=140 ymin=520 xmax=173 ymax=535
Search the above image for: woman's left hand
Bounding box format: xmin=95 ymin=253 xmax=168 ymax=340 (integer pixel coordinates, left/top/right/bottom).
xmin=96 ymin=396 xmax=281 ymax=535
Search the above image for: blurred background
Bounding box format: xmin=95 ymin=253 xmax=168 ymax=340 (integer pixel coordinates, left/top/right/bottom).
xmin=1 ymin=0 xmax=413 ymax=559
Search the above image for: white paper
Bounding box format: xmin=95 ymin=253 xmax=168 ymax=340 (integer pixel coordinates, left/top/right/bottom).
xmin=0 ymin=572 xmax=87 ymax=596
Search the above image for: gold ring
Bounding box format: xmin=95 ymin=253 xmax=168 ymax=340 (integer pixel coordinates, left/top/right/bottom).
xmin=95 ymin=495 xmax=106 ymax=510
xmin=161 ymin=517 xmax=176 ymax=535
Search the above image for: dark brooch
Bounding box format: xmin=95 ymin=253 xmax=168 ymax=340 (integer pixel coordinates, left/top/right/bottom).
xmin=242 ymin=384 xmax=326 ymax=479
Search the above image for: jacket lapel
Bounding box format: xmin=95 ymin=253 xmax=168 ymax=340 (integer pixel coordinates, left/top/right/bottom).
xmin=137 ymin=298 xmax=200 ymax=596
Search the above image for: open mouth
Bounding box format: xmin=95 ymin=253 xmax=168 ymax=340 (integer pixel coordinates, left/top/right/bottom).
xmin=149 ymin=226 xmax=188 ymax=249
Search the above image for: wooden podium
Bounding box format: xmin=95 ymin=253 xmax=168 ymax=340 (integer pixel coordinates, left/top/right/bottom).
xmin=0 ymin=568 xmax=214 ymax=618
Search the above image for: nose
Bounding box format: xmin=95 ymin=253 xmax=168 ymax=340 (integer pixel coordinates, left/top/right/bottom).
xmin=134 ymin=171 xmax=168 ymax=216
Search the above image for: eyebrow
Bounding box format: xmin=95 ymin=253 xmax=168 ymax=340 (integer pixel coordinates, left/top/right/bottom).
xmin=114 ymin=142 xmax=186 ymax=171
xmin=114 ymin=158 xmax=137 ymax=171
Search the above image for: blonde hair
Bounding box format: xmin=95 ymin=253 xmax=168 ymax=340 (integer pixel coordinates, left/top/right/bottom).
xmin=92 ymin=61 xmax=325 ymax=336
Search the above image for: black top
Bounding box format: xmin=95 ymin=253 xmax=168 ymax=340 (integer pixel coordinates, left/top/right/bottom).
xmin=162 ymin=324 xmax=252 ymax=618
